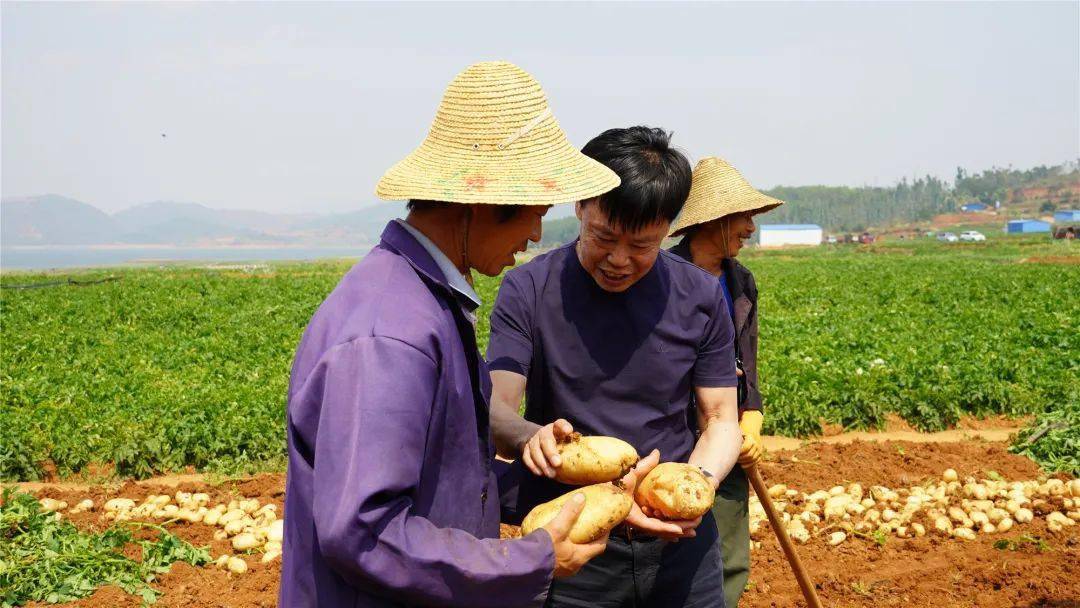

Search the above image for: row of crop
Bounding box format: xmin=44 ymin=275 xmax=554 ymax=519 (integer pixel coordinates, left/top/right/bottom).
xmin=2 ymin=266 xmax=340 ymax=480
xmin=2 ymin=251 xmax=1077 ymax=481
xmin=752 ymin=256 xmax=1079 ymax=436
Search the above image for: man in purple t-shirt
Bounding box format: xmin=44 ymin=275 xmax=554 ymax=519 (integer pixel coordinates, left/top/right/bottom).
xmin=489 ymin=127 xmax=743 ymax=607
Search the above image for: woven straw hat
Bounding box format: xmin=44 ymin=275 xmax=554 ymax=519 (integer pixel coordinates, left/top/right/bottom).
xmin=669 ymin=157 xmax=785 ymax=237
xmin=376 ymin=61 xmax=619 ymax=206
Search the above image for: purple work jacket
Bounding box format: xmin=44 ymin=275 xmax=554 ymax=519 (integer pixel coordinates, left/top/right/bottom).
xmin=280 ymin=221 xmax=554 ymax=607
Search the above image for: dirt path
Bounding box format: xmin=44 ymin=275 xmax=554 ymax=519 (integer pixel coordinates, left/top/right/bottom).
xmin=761 ymin=427 xmax=1017 ymax=451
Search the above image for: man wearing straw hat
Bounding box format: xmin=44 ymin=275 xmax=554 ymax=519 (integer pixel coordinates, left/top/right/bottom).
xmin=279 ymin=61 xmax=662 ymax=607
xmin=668 ymin=157 xmax=785 ymax=607
xmin=488 ymin=127 xmax=743 ymax=607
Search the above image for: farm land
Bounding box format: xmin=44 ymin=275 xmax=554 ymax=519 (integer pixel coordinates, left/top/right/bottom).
xmin=2 ymin=235 xmax=1078 ymax=606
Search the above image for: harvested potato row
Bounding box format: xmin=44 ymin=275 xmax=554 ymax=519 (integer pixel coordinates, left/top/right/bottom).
xmin=746 ymin=471 xmax=1079 ymax=549
xmin=91 ymin=491 xmax=284 ymax=570
xmin=554 ymin=433 xmax=639 ymax=485
xmin=521 ymin=483 xmax=633 ymax=543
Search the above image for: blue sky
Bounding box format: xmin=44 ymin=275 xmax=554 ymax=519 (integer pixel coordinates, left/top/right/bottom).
xmin=2 ymin=2 xmax=1077 ymax=214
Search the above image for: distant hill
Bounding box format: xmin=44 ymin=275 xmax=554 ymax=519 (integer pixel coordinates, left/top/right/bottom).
xmin=113 ymin=201 xmax=316 ymax=234
xmin=291 ymin=203 xmax=406 ymax=244
xmin=4 ymin=161 xmax=1075 ymax=247
xmin=538 ymin=216 xmax=580 ymax=248
xmin=1 ymin=195 xmax=120 ymax=245
xmin=762 ymin=177 xmax=954 ymax=233
xmin=116 ymin=217 xmax=290 ymax=246
xmin=0 ymin=197 xmax=406 ymax=247
xmin=750 ymin=161 xmax=1077 ymax=234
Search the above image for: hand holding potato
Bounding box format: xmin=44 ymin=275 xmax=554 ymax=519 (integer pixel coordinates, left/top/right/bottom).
xmin=553 ymin=433 xmax=639 ymax=485
xmin=619 ymin=450 xmax=702 ymax=541
xmin=538 ymin=493 xmax=610 ymax=578
xmin=634 ymin=462 xmax=715 ymax=523
xmin=522 ymin=418 xmax=574 ymax=478
xmin=522 ymin=483 xmax=633 ymax=543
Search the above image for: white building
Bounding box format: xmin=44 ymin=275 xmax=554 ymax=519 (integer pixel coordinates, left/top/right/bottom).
xmin=758 ymin=224 xmax=823 ymax=247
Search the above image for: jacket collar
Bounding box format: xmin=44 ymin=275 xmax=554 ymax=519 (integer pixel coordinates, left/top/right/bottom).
xmin=379 ymin=220 xmax=457 ymax=300
xmin=393 ymin=219 xmax=481 ymax=312
xmin=670 ymin=236 xmax=747 ymax=299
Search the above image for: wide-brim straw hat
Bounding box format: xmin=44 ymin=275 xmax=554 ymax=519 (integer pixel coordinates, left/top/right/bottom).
xmin=376 ymin=61 xmax=619 ymax=206
xmin=669 ymin=157 xmax=785 ymax=237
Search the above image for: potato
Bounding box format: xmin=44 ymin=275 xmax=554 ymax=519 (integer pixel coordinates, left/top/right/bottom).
xmin=553 ymin=433 xmax=639 ymax=485
xmin=268 ymin=519 xmax=284 ymax=543
xmin=520 ymin=483 xmax=632 ymax=543
xmin=232 ymin=532 xmax=261 ymax=551
xmin=226 ymin=556 xmax=248 ymax=574
xmin=953 ymin=527 xmax=976 ymax=540
xmin=634 ymin=462 xmax=715 ymax=520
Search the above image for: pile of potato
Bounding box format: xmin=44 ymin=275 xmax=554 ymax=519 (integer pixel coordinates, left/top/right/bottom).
xmin=748 ymin=471 xmax=1080 ymax=550
xmin=521 ymin=434 xmax=716 ymax=541
xmin=40 ymin=491 xmax=283 ymax=574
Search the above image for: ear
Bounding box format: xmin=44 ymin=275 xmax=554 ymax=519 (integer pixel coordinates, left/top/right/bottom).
xmin=575 ymin=200 xmax=586 ymax=221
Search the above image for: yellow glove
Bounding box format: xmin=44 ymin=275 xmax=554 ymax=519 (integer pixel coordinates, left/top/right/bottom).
xmin=737 ymin=410 xmax=764 ymax=468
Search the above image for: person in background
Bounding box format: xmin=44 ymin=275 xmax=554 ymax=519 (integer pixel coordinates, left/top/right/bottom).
xmin=279 ymin=61 xmax=656 ymax=608
xmin=667 ymin=156 xmax=785 ymax=607
xmin=488 ymin=127 xmax=743 ymax=607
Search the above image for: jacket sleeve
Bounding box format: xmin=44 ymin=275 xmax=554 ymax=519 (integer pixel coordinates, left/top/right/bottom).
xmin=309 ymin=336 xmax=554 ymax=607
xmin=740 ymin=274 xmax=764 ymax=412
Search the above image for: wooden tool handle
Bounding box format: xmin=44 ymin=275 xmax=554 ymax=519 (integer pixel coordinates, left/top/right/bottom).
xmin=745 ymin=464 xmax=824 ymax=608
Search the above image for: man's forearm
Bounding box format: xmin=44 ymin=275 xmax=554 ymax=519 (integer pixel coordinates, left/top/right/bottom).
xmin=688 ymin=419 xmax=742 ymax=488
xmin=490 ymin=399 xmax=541 ymax=459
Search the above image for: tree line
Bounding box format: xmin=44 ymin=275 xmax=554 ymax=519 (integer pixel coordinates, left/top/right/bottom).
xmin=537 ymin=160 xmax=1078 ymax=242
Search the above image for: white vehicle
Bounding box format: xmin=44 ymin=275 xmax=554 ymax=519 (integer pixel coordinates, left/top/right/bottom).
xmin=959 ymin=231 xmax=986 ymax=242
xmin=938 ymin=232 xmax=959 ymax=242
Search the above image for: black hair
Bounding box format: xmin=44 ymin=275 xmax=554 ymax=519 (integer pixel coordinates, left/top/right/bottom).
xmin=580 ymin=126 xmax=692 ymax=232
xmin=406 ymin=200 xmax=522 ymax=223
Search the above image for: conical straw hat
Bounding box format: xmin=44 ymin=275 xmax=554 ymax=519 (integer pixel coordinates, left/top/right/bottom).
xmin=376 ymin=61 xmax=619 ymax=205
xmin=669 ymin=157 xmax=785 ymax=237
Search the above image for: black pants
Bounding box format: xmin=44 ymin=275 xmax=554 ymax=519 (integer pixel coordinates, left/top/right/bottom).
xmin=544 ymin=512 xmax=726 ymax=608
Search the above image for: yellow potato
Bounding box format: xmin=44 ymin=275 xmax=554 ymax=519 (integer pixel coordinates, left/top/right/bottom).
xmin=520 ymin=483 xmax=633 ymax=543
xmin=634 ymin=462 xmax=715 ymax=520
xmin=554 ymin=433 xmax=639 ymax=485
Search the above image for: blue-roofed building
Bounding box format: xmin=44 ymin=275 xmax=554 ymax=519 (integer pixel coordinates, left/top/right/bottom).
xmin=960 ymin=202 xmax=989 ymax=213
xmin=759 ymin=224 xmax=823 ymax=247
xmin=1054 ymin=210 xmax=1080 ymax=223
xmin=1006 ymin=219 xmax=1052 ymax=234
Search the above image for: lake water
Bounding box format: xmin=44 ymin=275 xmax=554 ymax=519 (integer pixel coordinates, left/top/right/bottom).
xmin=0 ymin=246 xmax=372 ymax=271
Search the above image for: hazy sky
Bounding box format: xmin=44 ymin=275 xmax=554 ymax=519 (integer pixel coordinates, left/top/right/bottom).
xmin=3 ymin=1 xmax=1078 ymax=215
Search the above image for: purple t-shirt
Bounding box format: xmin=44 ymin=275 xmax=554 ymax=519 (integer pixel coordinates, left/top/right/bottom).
xmin=488 ymin=240 xmax=737 ymax=468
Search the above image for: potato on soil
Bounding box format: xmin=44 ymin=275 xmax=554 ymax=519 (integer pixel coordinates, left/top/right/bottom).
xmin=634 ymin=462 xmax=715 ymax=520
xmin=520 ymin=483 xmax=633 ymax=543
xmin=554 ymin=433 xmax=639 ymax=485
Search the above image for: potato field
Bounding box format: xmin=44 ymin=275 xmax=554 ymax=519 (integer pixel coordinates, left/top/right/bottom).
xmin=2 ymin=236 xmax=1078 ymax=607
xmin=0 ymin=239 xmax=1075 ymax=483
xmin=3 ymin=238 xmax=1077 ymax=482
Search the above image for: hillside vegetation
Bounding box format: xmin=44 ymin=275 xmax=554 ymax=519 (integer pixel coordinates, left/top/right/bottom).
xmin=535 ymin=161 xmax=1080 ymax=243
xmin=762 ymin=162 xmax=1078 ymax=233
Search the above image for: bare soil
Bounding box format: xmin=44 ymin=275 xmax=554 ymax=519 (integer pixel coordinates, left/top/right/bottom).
xmin=20 ymin=436 xmax=1079 ymax=608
